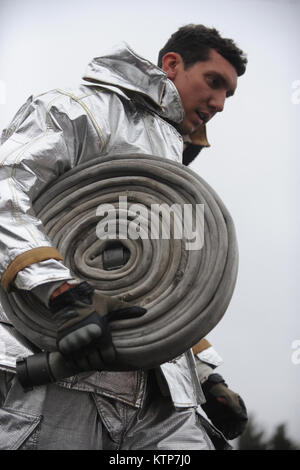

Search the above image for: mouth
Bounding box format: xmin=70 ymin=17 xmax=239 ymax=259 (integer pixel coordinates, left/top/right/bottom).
xmin=195 ymin=110 xmax=209 ymax=123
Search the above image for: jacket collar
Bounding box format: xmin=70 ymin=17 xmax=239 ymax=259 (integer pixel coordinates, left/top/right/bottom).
xmin=82 ymin=43 xmax=184 ymax=124
xmin=83 ymin=43 xmax=210 ymax=146
xmin=190 ymin=126 xmax=210 ymax=147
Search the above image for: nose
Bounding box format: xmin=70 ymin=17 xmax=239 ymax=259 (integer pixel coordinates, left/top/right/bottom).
xmin=208 ymin=91 xmax=226 ymax=113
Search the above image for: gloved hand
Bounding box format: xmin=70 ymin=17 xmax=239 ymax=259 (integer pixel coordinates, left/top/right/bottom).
xmin=201 ymin=373 xmax=248 ymax=440
xmin=48 ymin=280 xmax=146 ymax=371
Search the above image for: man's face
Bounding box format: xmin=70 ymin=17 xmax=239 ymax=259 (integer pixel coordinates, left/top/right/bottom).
xmin=162 ymin=49 xmax=238 ymax=135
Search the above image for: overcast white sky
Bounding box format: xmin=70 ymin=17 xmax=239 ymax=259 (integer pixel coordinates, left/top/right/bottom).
xmin=1 ymin=0 xmax=299 ymax=443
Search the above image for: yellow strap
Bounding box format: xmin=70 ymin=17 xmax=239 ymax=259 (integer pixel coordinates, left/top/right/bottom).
xmin=1 ymin=247 xmax=63 ymax=292
xmin=192 ymin=338 xmax=212 ymax=356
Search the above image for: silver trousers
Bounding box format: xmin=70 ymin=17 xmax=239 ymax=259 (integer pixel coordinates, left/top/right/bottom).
xmin=0 ymin=370 xmax=229 ymax=450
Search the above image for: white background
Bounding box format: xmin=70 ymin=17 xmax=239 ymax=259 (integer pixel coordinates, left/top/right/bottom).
xmin=1 ymin=0 xmax=299 ymax=443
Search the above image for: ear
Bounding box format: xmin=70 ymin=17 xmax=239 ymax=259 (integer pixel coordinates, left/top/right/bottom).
xmin=161 ymin=52 xmax=183 ymax=81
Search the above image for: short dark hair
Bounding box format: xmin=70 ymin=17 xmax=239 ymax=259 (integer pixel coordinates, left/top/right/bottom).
xmin=158 ymin=24 xmax=247 ymax=76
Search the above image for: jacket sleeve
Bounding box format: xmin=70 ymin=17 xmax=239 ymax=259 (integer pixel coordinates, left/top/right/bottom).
xmin=0 ymin=92 xmax=85 ymax=292
xmin=192 ymin=338 xmax=224 ymax=382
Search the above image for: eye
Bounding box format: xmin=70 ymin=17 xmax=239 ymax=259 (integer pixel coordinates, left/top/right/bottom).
xmin=207 ymin=75 xmax=221 ymax=89
xmin=206 ymin=74 xmax=234 ymax=98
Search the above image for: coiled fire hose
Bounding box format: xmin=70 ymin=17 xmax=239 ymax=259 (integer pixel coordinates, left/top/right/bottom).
xmin=0 ymin=154 xmax=238 ymax=389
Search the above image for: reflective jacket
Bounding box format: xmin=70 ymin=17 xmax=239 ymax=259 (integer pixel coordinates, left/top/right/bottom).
xmin=0 ymin=43 xmax=220 ymax=408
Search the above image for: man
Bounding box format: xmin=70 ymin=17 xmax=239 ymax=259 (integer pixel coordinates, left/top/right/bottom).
xmin=0 ymin=24 xmax=248 ymax=450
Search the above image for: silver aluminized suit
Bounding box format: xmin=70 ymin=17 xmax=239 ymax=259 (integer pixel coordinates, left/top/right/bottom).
xmin=0 ymin=44 xmax=227 ymax=450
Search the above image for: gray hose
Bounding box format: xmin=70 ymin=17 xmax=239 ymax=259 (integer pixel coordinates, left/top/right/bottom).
xmin=2 ymin=154 xmax=238 ymax=369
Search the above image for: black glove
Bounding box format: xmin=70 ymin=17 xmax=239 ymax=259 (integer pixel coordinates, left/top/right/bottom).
xmin=49 ymin=281 xmax=146 ymax=371
xmin=201 ymin=373 xmax=248 ymax=440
